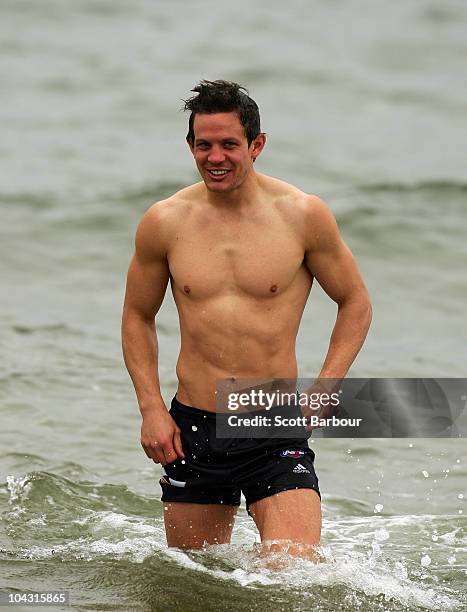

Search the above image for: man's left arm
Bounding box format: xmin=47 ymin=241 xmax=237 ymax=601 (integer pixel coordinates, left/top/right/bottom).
xmin=304 ymin=196 xmax=372 ymax=379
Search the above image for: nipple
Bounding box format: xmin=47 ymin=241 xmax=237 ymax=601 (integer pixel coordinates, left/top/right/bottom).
xmin=270 ymin=285 xmax=278 ymax=293
xmin=183 ymin=285 xmax=191 ymax=294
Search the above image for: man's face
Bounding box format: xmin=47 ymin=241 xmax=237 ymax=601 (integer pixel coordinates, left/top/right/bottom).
xmin=188 ymin=112 xmax=264 ymax=193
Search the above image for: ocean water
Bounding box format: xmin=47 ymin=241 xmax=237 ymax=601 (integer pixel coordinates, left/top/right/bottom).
xmin=1 ymin=0 xmax=466 ymax=610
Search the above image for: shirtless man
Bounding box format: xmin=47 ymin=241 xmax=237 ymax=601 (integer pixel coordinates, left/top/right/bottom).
xmin=121 ymin=80 xmax=372 ymax=554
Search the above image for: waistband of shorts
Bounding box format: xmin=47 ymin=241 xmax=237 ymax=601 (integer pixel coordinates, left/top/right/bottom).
xmin=171 ymin=396 xmax=218 ymax=420
xmin=171 ymin=396 xmax=303 ymax=421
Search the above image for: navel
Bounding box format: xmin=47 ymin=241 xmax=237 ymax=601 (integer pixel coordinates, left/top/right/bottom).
xmin=270 ymin=284 xmax=278 ymax=293
xmin=183 ymin=285 xmax=191 ymax=294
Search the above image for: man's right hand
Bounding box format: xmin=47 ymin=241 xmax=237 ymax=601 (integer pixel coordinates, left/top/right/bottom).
xmin=140 ymin=408 xmax=185 ymax=465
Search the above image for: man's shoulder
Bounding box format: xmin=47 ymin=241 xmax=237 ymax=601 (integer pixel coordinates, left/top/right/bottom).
xmin=145 ymin=182 xmax=202 ymax=219
xmin=134 ymin=183 xmax=203 ymax=257
xmin=261 ymin=174 xmax=331 ymax=226
xmin=139 ymin=182 xmax=205 ymax=233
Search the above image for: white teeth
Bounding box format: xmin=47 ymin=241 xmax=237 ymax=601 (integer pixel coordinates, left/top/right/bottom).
xmin=209 ymin=170 xmax=228 ymax=175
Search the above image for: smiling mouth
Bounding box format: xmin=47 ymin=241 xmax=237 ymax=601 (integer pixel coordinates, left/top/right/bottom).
xmin=207 ymin=169 xmax=231 ymax=179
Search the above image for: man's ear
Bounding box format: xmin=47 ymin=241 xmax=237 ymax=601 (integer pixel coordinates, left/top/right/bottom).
xmin=250 ymin=133 xmax=266 ymax=161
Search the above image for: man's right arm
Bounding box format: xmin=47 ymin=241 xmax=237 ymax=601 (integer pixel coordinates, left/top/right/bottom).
xmin=121 ymin=204 xmax=184 ymax=465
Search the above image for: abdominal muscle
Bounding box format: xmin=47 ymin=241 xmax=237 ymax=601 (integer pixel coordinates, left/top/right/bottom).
xmin=173 ymin=288 xmax=309 ymax=411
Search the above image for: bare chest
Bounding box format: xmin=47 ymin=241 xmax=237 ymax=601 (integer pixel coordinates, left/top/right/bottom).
xmin=168 ymin=220 xmax=306 ymax=299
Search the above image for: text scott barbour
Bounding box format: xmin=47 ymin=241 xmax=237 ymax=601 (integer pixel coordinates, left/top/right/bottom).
xmin=227 ymin=414 xmax=363 ymax=427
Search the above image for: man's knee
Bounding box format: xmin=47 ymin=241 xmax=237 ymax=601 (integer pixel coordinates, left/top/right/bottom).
xmin=163 ymin=502 xmax=237 ymax=548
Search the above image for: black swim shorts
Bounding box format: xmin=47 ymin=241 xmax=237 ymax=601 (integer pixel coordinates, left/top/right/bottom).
xmin=160 ymin=397 xmax=320 ymax=511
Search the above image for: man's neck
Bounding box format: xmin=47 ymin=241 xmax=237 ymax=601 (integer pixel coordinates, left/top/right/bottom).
xmin=205 ymin=171 xmax=262 ymax=209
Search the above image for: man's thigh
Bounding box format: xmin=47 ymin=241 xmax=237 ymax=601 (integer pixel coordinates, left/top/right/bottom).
xmin=248 ymin=489 xmax=321 ymax=545
xmin=164 ymin=502 xmax=238 ymax=548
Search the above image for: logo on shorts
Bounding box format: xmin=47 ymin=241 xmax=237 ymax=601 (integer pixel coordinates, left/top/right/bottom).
xmin=293 ymin=463 xmax=310 ymax=474
xmin=280 ymin=449 xmax=306 ymax=458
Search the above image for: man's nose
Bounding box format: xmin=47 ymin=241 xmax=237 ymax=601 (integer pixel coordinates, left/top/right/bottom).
xmin=207 ymin=146 xmax=226 ymax=164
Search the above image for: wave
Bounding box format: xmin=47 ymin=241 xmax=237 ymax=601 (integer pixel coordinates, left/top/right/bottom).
xmin=356 ymin=180 xmax=467 ymax=195
xmin=1 ymin=470 xmax=464 ymax=610
xmin=11 ymin=323 xmax=83 ymax=337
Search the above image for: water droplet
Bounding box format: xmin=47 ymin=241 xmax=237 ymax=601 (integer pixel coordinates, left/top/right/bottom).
xmin=409 ymin=443 xmax=413 ymax=448
xmin=347 ymin=449 xmax=351 ymax=454
xmin=456 ymin=459 xmax=460 ymax=463
xmin=374 ymin=503 xmax=384 ymax=513
xmin=431 ymin=534 xmax=438 ymax=541
xmin=192 ymin=425 xmax=198 ymax=431
xmin=458 ymin=509 xmax=463 ymax=514
xmin=374 ymin=528 xmax=389 ymax=541
xmin=181 ymin=460 xmax=185 ymax=464
xmin=421 ymin=554 xmax=431 ymax=567
xmin=448 ymin=555 xmax=456 ymax=565
xmin=422 ymin=470 xmax=429 ymax=478
xmin=458 ymin=493 xmax=464 ymax=499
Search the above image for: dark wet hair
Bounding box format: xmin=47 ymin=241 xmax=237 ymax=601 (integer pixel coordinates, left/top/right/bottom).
xmin=184 ymin=80 xmax=261 ymax=146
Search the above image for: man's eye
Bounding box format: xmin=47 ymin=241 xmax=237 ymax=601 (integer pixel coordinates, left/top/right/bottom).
xmin=196 ymin=143 xmax=209 ymax=149
xmin=224 ymin=142 xmax=236 ymax=148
